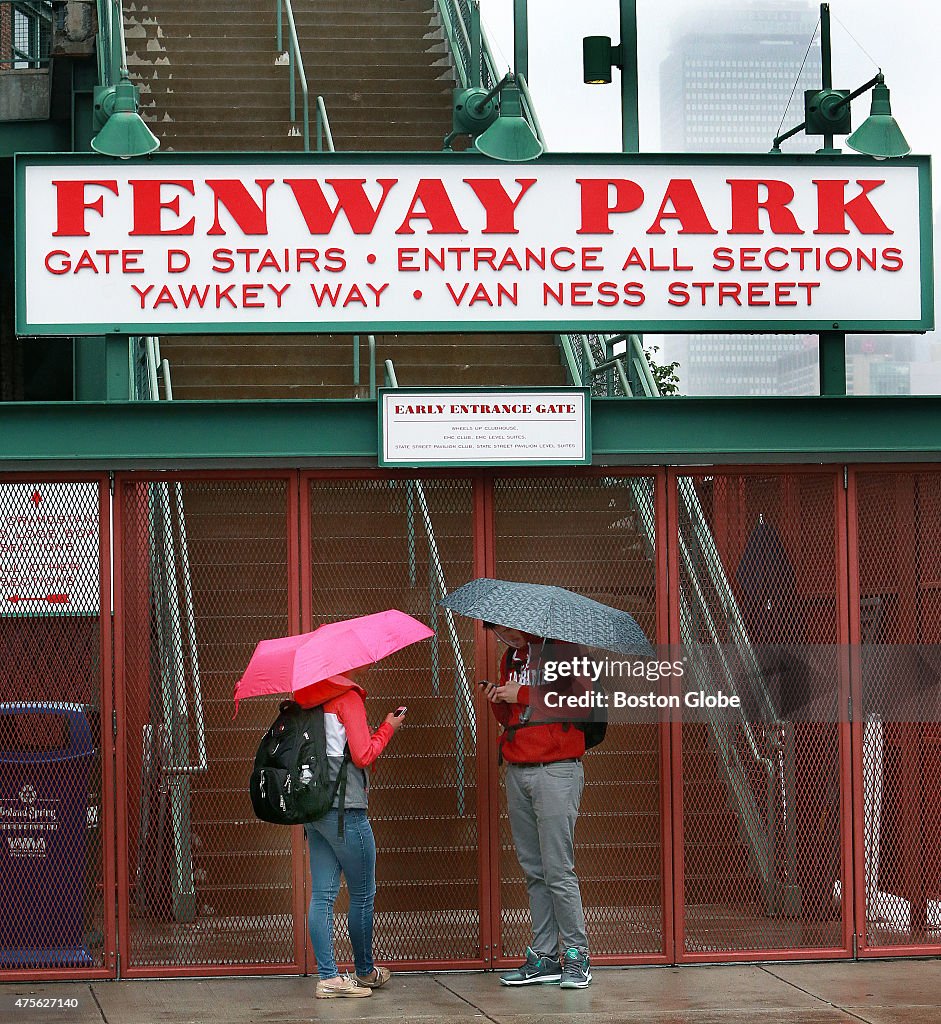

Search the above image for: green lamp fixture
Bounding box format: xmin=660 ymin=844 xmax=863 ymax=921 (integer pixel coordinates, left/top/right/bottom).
xmin=770 ymin=3 xmax=910 ymax=158
xmin=448 ymin=73 xmax=543 ymax=162
xmin=846 ymin=75 xmax=911 ymax=159
xmin=474 ymin=78 xmax=543 ymax=162
xmin=772 ymin=71 xmax=910 ymax=158
xmin=92 ymin=73 xmax=160 ymax=159
xmin=582 ymin=35 xmax=623 ymax=85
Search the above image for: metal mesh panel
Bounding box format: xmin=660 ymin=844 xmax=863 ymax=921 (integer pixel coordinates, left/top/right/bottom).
xmin=0 ymin=479 xmax=107 ymax=972
xmin=676 ymin=471 xmax=844 ymax=954
xmin=492 ymin=474 xmax=662 ymax=958
xmin=307 ymin=476 xmax=479 ymax=964
xmin=120 ymin=477 xmax=292 ymax=970
xmin=855 ymin=470 xmax=941 ymax=950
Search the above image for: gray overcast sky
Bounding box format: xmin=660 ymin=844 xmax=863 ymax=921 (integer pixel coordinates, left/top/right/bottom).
xmin=478 ymin=0 xmax=941 ymax=186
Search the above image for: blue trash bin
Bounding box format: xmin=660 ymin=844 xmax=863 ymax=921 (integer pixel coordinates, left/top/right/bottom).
xmin=0 ymin=702 xmax=96 ymax=968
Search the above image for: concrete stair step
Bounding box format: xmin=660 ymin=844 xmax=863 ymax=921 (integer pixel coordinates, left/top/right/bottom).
xmin=135 ymin=36 xmax=279 ymax=53
xmin=371 ymin=366 xmax=566 ymax=387
xmin=168 ymin=381 xmax=359 ymax=398
xmin=170 ymin=365 xmax=358 ymax=387
xmin=377 ymin=332 xmax=559 ymax=347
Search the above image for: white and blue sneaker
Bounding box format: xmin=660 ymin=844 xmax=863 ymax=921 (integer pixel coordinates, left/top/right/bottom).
xmin=559 ymin=947 xmax=592 ymax=989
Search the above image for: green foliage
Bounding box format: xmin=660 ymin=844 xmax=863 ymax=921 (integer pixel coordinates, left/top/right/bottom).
xmin=644 ymin=344 xmax=681 ymax=396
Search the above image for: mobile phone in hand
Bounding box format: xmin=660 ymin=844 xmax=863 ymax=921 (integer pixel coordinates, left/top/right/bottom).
xmin=393 ymin=706 xmax=407 ymax=718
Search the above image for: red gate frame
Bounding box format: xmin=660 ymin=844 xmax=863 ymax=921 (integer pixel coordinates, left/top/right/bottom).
xmin=667 ymin=466 xmax=855 ymax=963
xmin=0 ymin=472 xmax=115 ymax=982
xmin=848 ymin=465 xmax=941 ymax=959
xmin=9 ymin=463 xmax=940 ymax=980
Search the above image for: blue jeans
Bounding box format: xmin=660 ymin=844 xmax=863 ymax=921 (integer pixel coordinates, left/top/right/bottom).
xmin=304 ymin=809 xmax=376 ymax=979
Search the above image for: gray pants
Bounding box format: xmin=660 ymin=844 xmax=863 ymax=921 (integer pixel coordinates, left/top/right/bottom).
xmin=506 ymin=761 xmax=588 ymax=957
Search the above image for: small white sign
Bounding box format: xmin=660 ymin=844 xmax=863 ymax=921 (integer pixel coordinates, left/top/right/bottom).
xmin=380 ymin=389 xmax=590 ymax=466
xmin=0 ymin=484 xmax=100 ymax=615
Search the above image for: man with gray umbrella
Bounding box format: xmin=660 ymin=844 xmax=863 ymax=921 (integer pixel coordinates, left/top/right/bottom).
xmin=482 ymin=622 xmax=592 ymax=989
xmin=441 ymin=578 xmax=654 ymax=991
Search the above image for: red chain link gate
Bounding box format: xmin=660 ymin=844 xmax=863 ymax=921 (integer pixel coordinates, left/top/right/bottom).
xmin=850 ymin=467 xmax=941 ymax=958
xmin=114 ymin=473 xmax=297 ymax=977
xmin=668 ymin=468 xmax=853 ymax=961
xmin=0 ymin=473 xmax=114 ymax=981
xmin=490 ymin=471 xmax=672 ymax=966
xmin=4 ymin=464 xmax=941 ymax=978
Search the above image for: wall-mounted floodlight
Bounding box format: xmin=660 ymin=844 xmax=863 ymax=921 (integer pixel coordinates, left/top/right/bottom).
xmin=772 ymin=71 xmax=909 ymax=159
xmin=582 ymin=36 xmax=623 ymax=85
xmin=92 ymin=73 xmax=160 ymax=159
xmin=579 ymin=1 xmax=640 ymax=154
xmin=447 ymin=73 xmax=543 ymax=162
xmin=770 ymin=3 xmax=908 ymax=158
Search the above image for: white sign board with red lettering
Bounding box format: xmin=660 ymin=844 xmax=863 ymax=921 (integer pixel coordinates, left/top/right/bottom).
xmin=0 ymin=484 xmax=100 ymax=615
xmin=15 ymin=154 xmax=932 ymax=335
xmin=380 ymin=388 xmax=590 ymax=466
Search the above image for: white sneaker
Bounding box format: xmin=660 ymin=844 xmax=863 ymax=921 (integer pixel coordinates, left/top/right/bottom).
xmin=316 ymin=974 xmax=372 ymax=998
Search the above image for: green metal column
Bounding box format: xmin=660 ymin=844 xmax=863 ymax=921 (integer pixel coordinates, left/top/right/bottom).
xmin=513 ymin=0 xmax=528 ymax=83
xmin=818 ymin=330 xmax=847 ymax=396
xmin=73 ymin=336 xmax=132 ymax=400
xmin=620 ymin=0 xmax=639 ymax=152
xmin=819 ymin=3 xmax=835 ymax=153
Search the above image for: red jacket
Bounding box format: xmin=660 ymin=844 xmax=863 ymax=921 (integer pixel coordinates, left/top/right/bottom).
xmin=489 ymin=641 xmax=586 ymax=764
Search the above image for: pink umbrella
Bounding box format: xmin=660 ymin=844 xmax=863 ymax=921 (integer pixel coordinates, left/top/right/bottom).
xmin=234 ymin=609 xmax=434 ymax=713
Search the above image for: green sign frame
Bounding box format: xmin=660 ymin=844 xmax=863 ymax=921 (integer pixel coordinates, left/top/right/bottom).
xmin=14 ymin=151 xmax=934 ymax=336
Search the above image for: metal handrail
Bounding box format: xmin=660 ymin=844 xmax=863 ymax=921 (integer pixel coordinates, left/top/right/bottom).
xmin=316 ymin=94 xmax=334 ymax=152
xmin=383 ymin=363 xmax=475 ymax=814
xmin=434 ymin=0 xmax=543 ymax=143
xmin=95 ymin=0 xmax=125 ymax=85
xmin=276 ymin=0 xmax=310 ymax=151
xmin=135 ymin=337 xmax=207 ymax=922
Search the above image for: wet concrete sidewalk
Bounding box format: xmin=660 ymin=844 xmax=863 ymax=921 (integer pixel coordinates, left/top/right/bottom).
xmin=2 ymin=959 xmax=940 ymax=1024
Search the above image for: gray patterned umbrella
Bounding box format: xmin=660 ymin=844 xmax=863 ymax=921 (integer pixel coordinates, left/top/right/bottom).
xmin=439 ymin=578 xmax=654 ymax=656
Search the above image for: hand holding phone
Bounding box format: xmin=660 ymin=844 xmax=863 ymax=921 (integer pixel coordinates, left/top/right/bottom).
xmin=384 ymin=706 xmax=407 ymax=731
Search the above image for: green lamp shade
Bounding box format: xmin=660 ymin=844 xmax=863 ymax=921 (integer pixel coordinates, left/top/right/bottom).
xmin=91 ymin=75 xmax=160 ymax=158
xmin=91 ymin=111 xmax=161 ymax=158
xmin=583 ymin=36 xmax=613 ymax=84
xmin=479 ymin=117 xmax=544 ymax=161
xmin=474 ymin=81 xmax=543 ymax=162
xmin=846 ymin=82 xmax=911 ymax=159
xmin=474 ymin=116 xmax=544 ymax=162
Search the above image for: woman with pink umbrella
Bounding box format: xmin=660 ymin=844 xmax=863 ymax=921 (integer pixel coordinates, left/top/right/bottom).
xmin=235 ymin=610 xmax=434 ymax=999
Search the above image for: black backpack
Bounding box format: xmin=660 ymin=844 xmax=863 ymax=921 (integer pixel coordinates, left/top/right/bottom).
xmin=249 ymin=700 xmax=351 ymax=834
xmin=580 ymin=716 xmax=607 ymax=750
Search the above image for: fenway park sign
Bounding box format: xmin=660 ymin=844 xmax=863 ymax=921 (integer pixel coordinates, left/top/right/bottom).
xmin=15 ymin=153 xmax=932 ymax=335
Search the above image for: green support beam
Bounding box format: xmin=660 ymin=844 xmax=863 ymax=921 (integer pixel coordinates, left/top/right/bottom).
xmin=0 ymin=397 xmax=939 ymax=468
xmin=0 ymin=120 xmax=70 ymax=157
